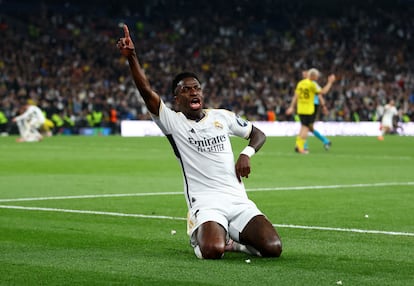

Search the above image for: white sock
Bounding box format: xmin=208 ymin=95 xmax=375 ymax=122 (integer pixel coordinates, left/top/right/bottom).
xmin=230 ymin=240 xmax=261 ymax=257
xmin=194 ymin=245 xmax=204 ymax=259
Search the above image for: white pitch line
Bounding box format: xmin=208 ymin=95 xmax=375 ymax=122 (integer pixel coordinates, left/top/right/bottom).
xmin=0 ymin=182 xmax=413 ymax=203
xmin=0 ymin=205 xmax=413 ymax=237
xmin=273 ymin=224 xmax=414 ymax=237
xmin=0 ymin=192 xmax=182 ymax=203
xmin=0 ymin=205 xmax=186 ymax=221
xmin=247 ymin=181 xmax=414 ymax=192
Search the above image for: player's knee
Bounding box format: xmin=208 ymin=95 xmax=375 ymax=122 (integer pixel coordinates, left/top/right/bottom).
xmin=260 ymin=239 xmax=282 ymax=258
xmin=196 ymin=241 xmax=225 ymax=259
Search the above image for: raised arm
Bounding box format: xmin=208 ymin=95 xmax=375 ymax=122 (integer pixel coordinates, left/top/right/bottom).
xmin=317 ymin=74 xmax=335 ymax=115
xmin=117 ymin=24 xmax=160 ymax=115
xmin=319 ymin=74 xmax=336 ymax=95
xmin=235 ymin=126 xmax=266 ymax=182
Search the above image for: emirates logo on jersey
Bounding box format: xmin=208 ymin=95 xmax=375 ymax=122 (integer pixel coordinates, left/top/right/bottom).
xmin=188 ymin=135 xmax=227 ymax=152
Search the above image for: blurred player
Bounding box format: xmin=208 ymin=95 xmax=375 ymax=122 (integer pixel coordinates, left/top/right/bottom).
xmin=301 ymin=70 xmax=332 ymax=151
xmin=286 ymin=68 xmax=335 ymax=154
xmin=378 ymin=99 xmax=399 ymax=140
xmin=12 ymin=100 xmax=46 ymax=142
xmin=117 ymin=24 xmax=282 ymax=259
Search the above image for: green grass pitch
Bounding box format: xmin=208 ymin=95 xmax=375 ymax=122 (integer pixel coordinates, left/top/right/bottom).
xmin=0 ymin=134 xmax=413 ymax=285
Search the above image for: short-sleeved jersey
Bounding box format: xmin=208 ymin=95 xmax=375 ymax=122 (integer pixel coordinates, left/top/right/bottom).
xmin=295 ymin=78 xmax=321 ymax=115
xmin=152 ymin=100 xmax=253 ymax=209
xmin=313 ymin=80 xmax=321 ymax=105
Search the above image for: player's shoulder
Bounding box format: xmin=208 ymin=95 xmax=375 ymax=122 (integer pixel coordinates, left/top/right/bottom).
xmin=206 ymin=108 xmax=248 ymax=126
xmin=27 ymin=105 xmax=38 ymax=112
xmin=211 ymin=108 xmax=246 ymax=124
xmin=298 ymin=78 xmax=312 ymax=86
xmin=159 ymin=100 xmax=178 ymax=116
xmin=206 ymin=108 xmax=235 ymax=117
xmin=297 ymin=78 xmax=307 ymax=85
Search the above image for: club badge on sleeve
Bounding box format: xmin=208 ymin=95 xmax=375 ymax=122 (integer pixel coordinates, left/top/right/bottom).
xmin=236 ymin=115 xmax=248 ymax=127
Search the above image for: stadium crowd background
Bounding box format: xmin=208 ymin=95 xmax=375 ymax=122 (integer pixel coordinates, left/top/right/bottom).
xmin=1 ymin=0 xmax=414 ymax=134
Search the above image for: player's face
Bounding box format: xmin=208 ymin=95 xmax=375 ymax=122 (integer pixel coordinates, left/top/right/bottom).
xmin=175 ymin=77 xmax=204 ymax=119
xmin=302 ymin=70 xmax=308 ymax=79
xmin=309 ymin=73 xmax=319 ymax=81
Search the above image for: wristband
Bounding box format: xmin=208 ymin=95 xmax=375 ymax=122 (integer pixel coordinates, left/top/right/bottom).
xmin=240 ymin=146 xmax=256 ymax=157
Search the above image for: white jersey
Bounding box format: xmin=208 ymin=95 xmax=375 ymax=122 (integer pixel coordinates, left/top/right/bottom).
xmin=152 ymin=100 xmax=253 ymax=209
xmin=381 ymin=104 xmax=398 ymax=128
xmin=14 ymin=105 xmax=45 ymax=127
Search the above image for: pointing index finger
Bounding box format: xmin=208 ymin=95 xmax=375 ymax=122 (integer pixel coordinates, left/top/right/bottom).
xmin=123 ymin=24 xmax=130 ymax=38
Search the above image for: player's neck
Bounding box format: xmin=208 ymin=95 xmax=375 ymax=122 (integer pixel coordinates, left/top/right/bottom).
xmin=186 ymin=110 xmax=205 ymax=122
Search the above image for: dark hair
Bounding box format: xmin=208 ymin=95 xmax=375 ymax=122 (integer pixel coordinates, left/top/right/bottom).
xmin=18 ymin=96 xmax=29 ymax=105
xmin=171 ymin=72 xmax=200 ymax=95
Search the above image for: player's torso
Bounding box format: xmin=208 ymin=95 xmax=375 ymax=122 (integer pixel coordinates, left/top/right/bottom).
xmin=165 ymin=109 xmax=245 ymax=199
xmin=296 ymin=79 xmax=316 ymax=114
xmin=171 ymin=109 xmax=234 ymax=164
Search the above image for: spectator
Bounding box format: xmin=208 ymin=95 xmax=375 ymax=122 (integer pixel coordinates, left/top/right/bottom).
xmin=0 ymin=1 xmax=413 ymax=127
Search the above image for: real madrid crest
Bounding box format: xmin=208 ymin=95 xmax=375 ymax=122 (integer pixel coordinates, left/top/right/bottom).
xmin=214 ymin=121 xmax=223 ymax=129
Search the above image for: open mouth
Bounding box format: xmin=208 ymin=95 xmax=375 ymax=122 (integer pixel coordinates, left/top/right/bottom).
xmin=190 ymin=98 xmax=201 ymax=110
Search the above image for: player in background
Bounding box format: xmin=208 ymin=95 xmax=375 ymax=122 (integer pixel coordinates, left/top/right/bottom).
xmin=286 ymin=68 xmax=335 ymax=154
xmin=378 ymin=99 xmax=399 ymax=140
xmin=0 ymin=106 xmax=9 ymax=136
xmin=117 ymin=24 xmax=282 ymax=259
xmin=12 ymin=99 xmax=46 ymax=142
xmin=301 ymin=70 xmax=332 ymax=151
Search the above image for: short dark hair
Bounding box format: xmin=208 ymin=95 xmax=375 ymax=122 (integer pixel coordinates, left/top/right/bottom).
xmin=171 ymin=72 xmax=200 ymax=95
xmin=18 ymin=96 xmax=29 ymax=105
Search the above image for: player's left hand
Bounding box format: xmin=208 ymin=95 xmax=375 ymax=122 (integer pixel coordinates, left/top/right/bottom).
xmin=235 ymin=155 xmax=251 ymax=182
xmin=322 ymin=105 xmax=329 ymax=115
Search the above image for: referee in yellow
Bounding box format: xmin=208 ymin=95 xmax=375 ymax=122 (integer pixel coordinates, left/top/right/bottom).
xmin=286 ymin=68 xmax=336 ymax=154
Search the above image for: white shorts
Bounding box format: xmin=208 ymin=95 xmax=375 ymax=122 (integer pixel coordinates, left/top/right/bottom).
xmin=187 ymin=193 xmax=263 ymax=247
xmin=381 ymin=118 xmax=393 ymax=129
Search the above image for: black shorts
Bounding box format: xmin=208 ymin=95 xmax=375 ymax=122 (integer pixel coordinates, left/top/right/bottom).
xmin=299 ymin=113 xmax=316 ymax=128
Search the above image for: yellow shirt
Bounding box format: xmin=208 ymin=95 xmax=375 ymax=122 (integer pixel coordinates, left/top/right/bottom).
xmin=295 ymin=78 xmax=321 ymax=115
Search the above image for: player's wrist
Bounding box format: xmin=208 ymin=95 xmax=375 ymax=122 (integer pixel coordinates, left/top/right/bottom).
xmin=240 ymin=146 xmax=256 ymax=158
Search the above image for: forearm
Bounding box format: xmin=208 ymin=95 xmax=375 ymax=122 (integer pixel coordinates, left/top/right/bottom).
xmin=237 ymin=125 xmax=266 ymax=180
xmin=318 ymin=94 xmax=326 ymax=106
xmin=247 ymin=126 xmax=266 ymax=152
xmin=127 ymin=53 xmax=152 ymax=99
xmin=14 ymin=112 xmax=28 ymax=122
xmin=320 ymin=82 xmax=333 ymax=95
xmin=127 ymin=52 xmax=160 ymax=114
xmin=289 ymin=93 xmax=298 ymax=110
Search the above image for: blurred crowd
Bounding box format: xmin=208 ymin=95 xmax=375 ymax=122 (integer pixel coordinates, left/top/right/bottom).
xmin=1 ymin=0 xmax=414 ymax=135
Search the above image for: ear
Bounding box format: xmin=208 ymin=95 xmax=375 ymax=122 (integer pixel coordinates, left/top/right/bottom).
xmin=173 ymin=95 xmax=180 ymax=111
